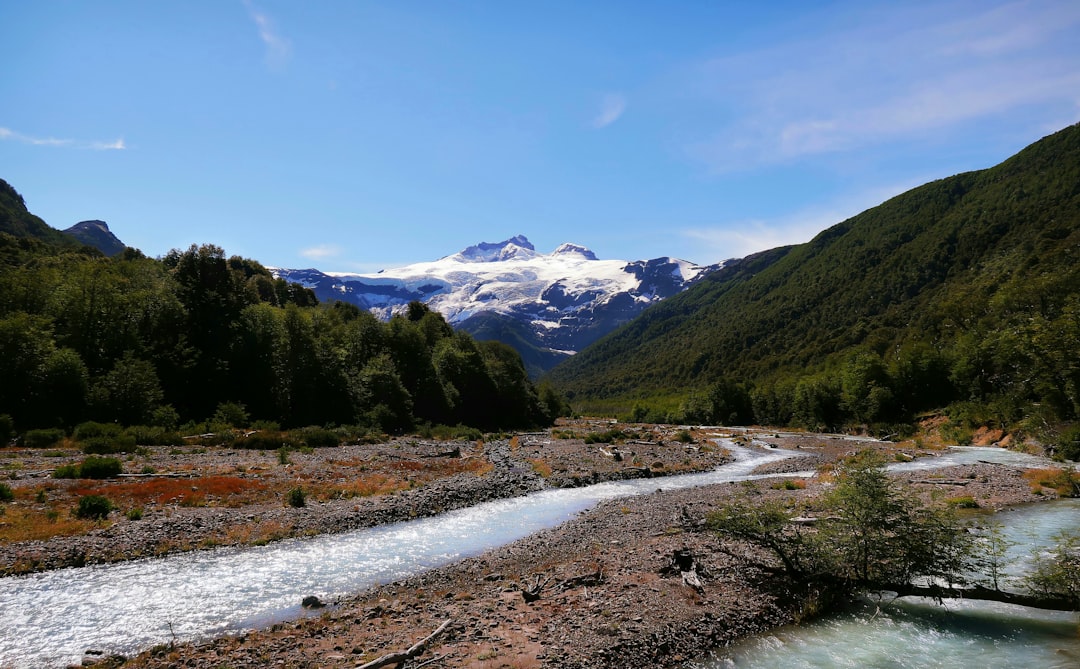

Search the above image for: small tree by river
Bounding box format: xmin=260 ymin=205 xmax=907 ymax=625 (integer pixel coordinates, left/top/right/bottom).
xmin=708 ymin=450 xmax=1079 ymax=613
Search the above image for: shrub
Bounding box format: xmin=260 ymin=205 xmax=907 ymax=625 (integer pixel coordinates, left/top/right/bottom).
xmin=0 ymin=482 xmax=13 ymax=502
xmin=773 ymin=479 xmax=807 ymax=490
xmin=297 ymin=427 xmax=340 ymax=449
xmin=212 ymin=402 xmax=250 ymax=428
xmin=286 ymin=487 xmax=306 ymax=508
xmin=1023 ymin=468 xmax=1080 ymax=498
xmin=75 ymin=495 xmax=113 ymax=520
xmin=584 ymin=429 xmax=626 ymax=444
xmin=73 ymin=421 xmax=136 ymax=454
xmin=675 ymin=429 xmax=694 ymax=443
xmin=53 ymin=464 xmax=81 ymax=479
xmin=74 ymin=421 xmax=122 ymax=440
xmin=78 ymin=456 xmax=123 ymax=479
xmin=946 ymin=495 xmax=979 ymax=508
xmin=81 ymin=434 xmax=137 ymax=455
xmin=1052 ymin=425 xmax=1080 ymax=462
xmin=233 ymin=431 xmax=299 ymax=450
xmin=22 ymin=428 xmax=65 ymax=449
xmin=126 ymin=507 xmax=143 ymax=521
xmin=125 ymin=425 xmax=184 ymax=447
xmin=150 ymin=404 xmax=180 ymax=430
xmin=0 ymin=414 xmax=13 ymax=445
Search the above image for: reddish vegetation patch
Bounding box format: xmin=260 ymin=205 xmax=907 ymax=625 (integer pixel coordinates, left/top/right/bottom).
xmin=74 ymin=476 xmax=268 ymax=508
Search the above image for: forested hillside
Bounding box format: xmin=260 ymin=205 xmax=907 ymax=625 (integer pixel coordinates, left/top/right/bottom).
xmin=0 ymin=180 xmax=560 ymax=438
xmin=548 ymin=124 xmax=1080 ymax=455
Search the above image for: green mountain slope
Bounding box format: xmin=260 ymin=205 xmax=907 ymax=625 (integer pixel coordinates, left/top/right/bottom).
xmin=548 ymin=124 xmax=1080 ymax=442
xmin=0 ymin=179 xmax=82 ymax=249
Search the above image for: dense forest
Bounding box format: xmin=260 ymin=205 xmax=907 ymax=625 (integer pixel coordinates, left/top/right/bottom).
xmin=0 ymin=179 xmax=564 ymax=441
xmin=547 ymin=124 xmax=1080 ymax=457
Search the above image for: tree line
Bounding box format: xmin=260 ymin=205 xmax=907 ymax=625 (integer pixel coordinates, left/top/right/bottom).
xmin=0 ymin=237 xmax=566 ymax=438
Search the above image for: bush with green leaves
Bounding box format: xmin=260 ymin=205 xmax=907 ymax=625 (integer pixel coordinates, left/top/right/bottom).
xmin=75 ymin=494 xmax=113 ymax=520
xmin=297 ymin=426 xmax=340 ymax=449
xmin=0 ymin=414 xmax=13 ymax=445
xmin=73 ymin=421 xmax=136 ymax=454
xmin=233 ymin=431 xmax=299 ymax=450
xmin=22 ymin=428 xmax=64 ymax=448
xmin=1053 ymin=425 xmax=1080 ymax=462
xmin=77 ymin=456 xmax=123 ymax=479
xmin=286 ymin=487 xmax=306 ymax=508
xmin=124 ymin=425 xmax=184 ymax=447
xmin=0 ymin=481 xmax=13 ymax=502
xmin=212 ymin=401 xmax=250 ymax=428
xmin=53 ymin=464 xmax=80 ymax=479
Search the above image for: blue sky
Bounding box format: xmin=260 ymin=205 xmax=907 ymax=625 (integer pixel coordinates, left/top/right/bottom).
xmin=2 ymin=1 xmax=1079 ymax=271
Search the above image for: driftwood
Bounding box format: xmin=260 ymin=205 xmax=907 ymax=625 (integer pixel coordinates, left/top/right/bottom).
xmin=355 ymin=619 xmax=453 ymax=669
xmin=555 ymin=569 xmax=604 ymax=591
xmin=522 ymin=575 xmax=553 ymax=603
xmin=420 ymin=445 xmax=461 ymax=458
xmin=911 ymin=479 xmax=972 ymax=486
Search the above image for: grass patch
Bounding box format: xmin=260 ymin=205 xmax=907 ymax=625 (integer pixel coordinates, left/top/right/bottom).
xmin=528 ymin=458 xmax=553 ymax=478
xmin=0 ymin=504 xmax=92 ymax=543
xmin=1023 ymin=468 xmax=1079 ymax=497
xmin=945 ymin=495 xmax=979 ymax=508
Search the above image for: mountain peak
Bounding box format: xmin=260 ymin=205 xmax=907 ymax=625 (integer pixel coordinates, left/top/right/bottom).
xmin=452 ymin=235 xmax=538 ymax=263
xmin=550 ymin=243 xmax=598 ymax=260
xmin=62 ymin=219 xmax=125 ymax=256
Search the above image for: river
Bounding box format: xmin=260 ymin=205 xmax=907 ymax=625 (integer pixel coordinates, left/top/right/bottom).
xmin=0 ymin=442 xmax=1072 ymax=668
xmin=695 ymin=491 xmax=1080 ymax=668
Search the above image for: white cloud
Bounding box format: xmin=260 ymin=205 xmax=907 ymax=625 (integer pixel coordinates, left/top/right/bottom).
xmin=681 ymin=181 xmax=921 ymax=261
xmin=687 ymin=0 xmax=1080 ymax=172
xmin=0 ymin=126 xmax=126 ymax=150
xmin=300 ymin=244 xmax=342 ymax=261
xmin=243 ymin=0 xmax=291 ymax=68
xmin=592 ymin=93 xmax=627 ymax=129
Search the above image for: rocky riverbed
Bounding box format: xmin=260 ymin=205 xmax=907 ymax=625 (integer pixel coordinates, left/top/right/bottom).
xmin=0 ymin=421 xmax=730 ymax=575
xmin=0 ymin=424 xmax=1069 ymax=669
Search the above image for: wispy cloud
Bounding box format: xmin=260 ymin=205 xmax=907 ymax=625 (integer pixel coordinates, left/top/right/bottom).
xmin=0 ymin=127 xmax=126 ymax=150
xmin=687 ymin=0 xmax=1080 ymax=172
xmin=300 ymin=244 xmax=342 ymax=261
xmin=592 ymin=93 xmax=627 ymax=129
xmin=681 ymin=180 xmax=921 ymax=261
xmin=243 ymin=0 xmax=291 ymax=68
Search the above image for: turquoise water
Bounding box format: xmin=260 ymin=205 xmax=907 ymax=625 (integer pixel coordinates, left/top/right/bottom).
xmin=697 ymin=500 xmax=1080 ymax=669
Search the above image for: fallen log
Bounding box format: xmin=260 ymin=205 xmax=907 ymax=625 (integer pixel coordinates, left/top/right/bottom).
xmin=355 ymin=619 xmax=453 ymax=669
xmin=910 ymin=479 xmax=972 ymax=486
xmin=420 ymin=445 xmax=461 ymax=458
xmin=882 ymin=583 xmax=1078 ymax=612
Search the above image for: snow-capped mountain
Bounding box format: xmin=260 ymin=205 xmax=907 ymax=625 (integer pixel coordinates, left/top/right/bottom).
xmin=272 ymin=235 xmax=721 ymax=376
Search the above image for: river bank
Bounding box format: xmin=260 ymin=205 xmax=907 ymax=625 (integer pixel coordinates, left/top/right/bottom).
xmin=0 ymin=421 xmax=732 ymax=576
xmin=46 ymin=429 xmax=1067 ymax=669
